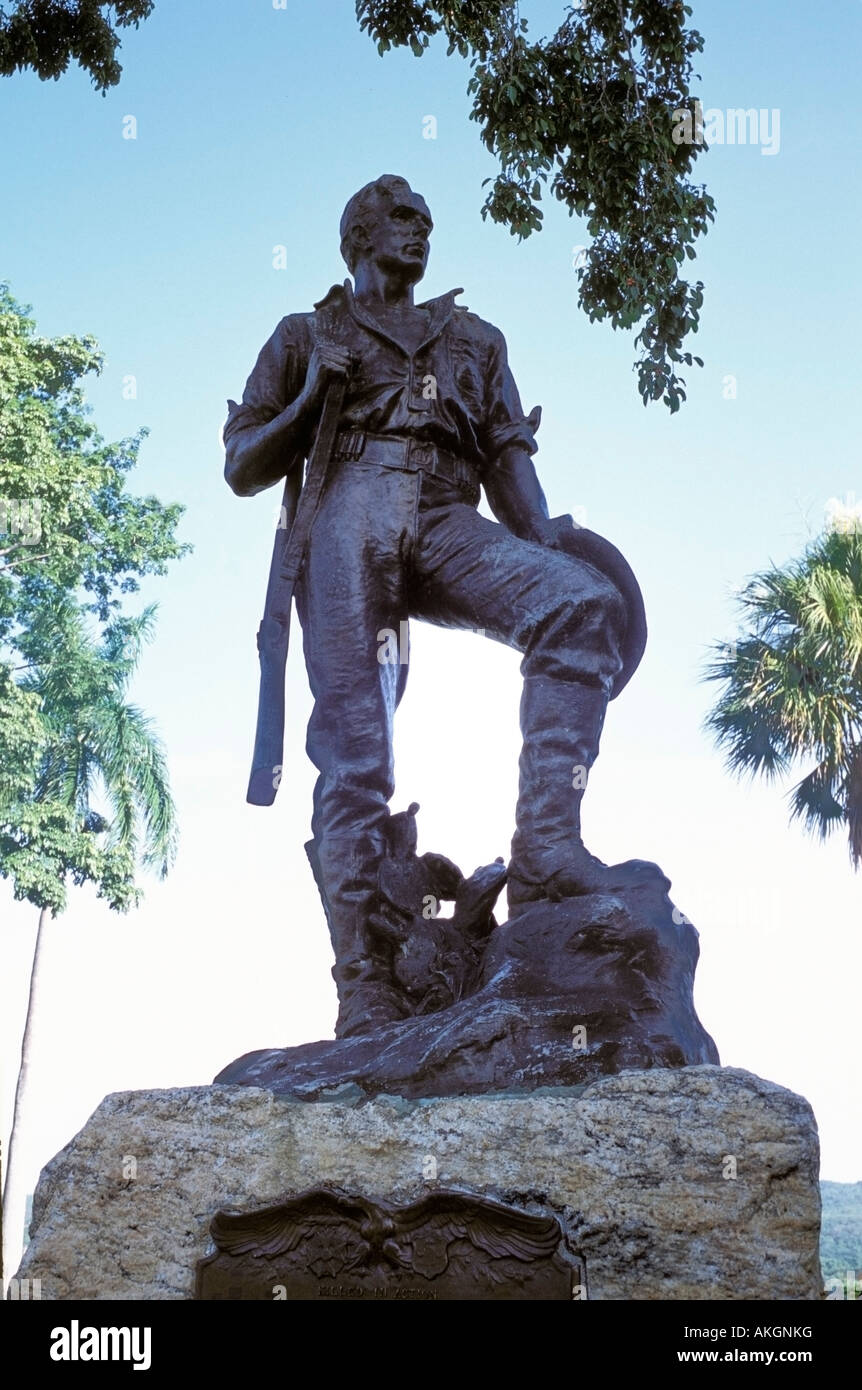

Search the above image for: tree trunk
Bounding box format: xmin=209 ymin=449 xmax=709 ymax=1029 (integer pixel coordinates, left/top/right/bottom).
xmin=2 ymin=904 xmax=50 ymax=1288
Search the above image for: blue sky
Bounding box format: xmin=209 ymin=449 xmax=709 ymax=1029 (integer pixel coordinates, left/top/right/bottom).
xmin=2 ymin=0 xmax=861 ymax=1230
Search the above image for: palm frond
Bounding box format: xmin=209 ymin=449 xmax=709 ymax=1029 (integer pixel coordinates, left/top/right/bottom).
xmin=704 ymin=524 xmax=862 ymax=868
xmin=21 ymin=598 xmax=178 ymax=885
xmin=788 ymin=759 xmax=844 ymax=840
xmin=88 ymin=699 xmax=177 ymax=876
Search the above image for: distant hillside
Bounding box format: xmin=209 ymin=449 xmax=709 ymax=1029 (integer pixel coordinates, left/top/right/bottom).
xmin=821 ymin=1181 xmax=862 ymax=1281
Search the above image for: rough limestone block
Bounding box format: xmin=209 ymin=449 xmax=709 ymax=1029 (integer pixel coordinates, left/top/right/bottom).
xmin=15 ymin=1066 xmax=821 ymax=1301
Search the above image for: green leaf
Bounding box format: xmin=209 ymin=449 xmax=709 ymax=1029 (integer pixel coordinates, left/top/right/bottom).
xmin=0 ymin=287 xmax=186 ymax=910
xmin=357 ymin=0 xmax=712 ymax=412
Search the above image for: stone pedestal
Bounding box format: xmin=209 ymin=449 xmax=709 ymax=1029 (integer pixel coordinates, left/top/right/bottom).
xmin=16 ymin=1066 xmax=821 ymax=1300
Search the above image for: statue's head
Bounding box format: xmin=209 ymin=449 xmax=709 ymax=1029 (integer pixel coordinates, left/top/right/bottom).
xmin=340 ymin=175 xmax=432 ymax=282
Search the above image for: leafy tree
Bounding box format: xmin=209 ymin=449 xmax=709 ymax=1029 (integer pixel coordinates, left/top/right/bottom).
xmin=5 ymin=600 xmax=176 ymax=909
xmin=0 ymin=664 xmax=43 ymax=801
xmin=2 ymin=4 xmax=713 ymax=411
xmin=0 ymin=286 xmax=187 ymax=1280
xmin=0 ymin=283 xmax=187 ymax=624
xmin=704 ymin=520 xmax=862 ymax=867
xmin=359 ymin=1 xmax=714 ymax=410
xmin=0 ymin=0 xmax=153 ymax=91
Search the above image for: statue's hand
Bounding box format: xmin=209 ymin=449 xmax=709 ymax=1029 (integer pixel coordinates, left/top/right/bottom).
xmin=296 ymin=340 xmax=353 ymax=416
xmin=532 ymin=513 xmax=583 ymax=550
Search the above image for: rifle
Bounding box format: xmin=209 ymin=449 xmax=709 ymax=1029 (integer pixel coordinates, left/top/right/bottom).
xmin=246 ymin=376 xmax=347 ymax=805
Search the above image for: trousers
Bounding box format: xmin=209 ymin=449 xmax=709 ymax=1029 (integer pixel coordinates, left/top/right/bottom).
xmin=293 ymin=459 xmax=628 ymax=1030
xmin=294 ymin=460 xmax=626 ymax=853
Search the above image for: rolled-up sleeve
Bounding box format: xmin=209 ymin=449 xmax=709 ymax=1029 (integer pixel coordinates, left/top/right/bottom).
xmin=223 ymin=315 xmax=312 ymax=453
xmin=479 ymin=327 xmax=541 ymax=465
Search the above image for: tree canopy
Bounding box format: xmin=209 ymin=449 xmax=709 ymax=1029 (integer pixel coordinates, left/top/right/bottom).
xmin=2 ymin=2 xmax=714 ymax=412
xmin=705 ymin=521 xmax=862 ymax=868
xmin=0 ymin=0 xmax=153 ymax=91
xmin=0 ymin=283 xmax=186 ymax=628
xmin=0 ymin=284 xmax=188 ymax=912
xmin=359 ymin=1 xmax=713 ymax=410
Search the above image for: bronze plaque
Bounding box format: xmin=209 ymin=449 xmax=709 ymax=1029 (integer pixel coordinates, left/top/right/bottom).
xmin=195 ymin=1188 xmax=583 ymax=1301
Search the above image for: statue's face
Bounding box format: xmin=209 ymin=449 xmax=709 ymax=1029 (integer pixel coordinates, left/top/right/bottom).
xmin=363 ymin=191 xmax=432 ymax=282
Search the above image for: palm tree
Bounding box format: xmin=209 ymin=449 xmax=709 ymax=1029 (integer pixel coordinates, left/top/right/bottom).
xmin=704 ymin=519 xmax=862 ymax=866
xmin=2 ymin=600 xmax=177 ymax=1284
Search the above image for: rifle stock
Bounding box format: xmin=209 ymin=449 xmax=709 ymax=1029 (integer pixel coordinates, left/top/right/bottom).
xmin=247 ymin=610 xmax=291 ymax=806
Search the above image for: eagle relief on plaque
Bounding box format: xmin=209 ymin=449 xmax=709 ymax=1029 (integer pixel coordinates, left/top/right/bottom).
xmin=195 ymin=1189 xmax=585 ymax=1302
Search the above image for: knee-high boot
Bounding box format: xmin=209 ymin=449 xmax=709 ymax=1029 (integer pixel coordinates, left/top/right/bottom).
xmin=508 ymin=675 xmax=663 ymax=913
xmin=306 ymin=832 xmax=407 ymax=1038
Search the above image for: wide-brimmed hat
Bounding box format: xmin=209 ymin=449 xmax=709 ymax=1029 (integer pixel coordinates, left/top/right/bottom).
xmin=549 ymin=517 xmax=647 ymax=699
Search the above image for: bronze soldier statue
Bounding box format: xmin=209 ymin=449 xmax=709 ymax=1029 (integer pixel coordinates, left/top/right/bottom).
xmin=224 ymin=175 xmax=660 ymax=1039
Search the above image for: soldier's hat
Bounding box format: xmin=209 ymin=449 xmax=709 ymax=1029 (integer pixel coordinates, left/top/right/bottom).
xmin=548 ymin=518 xmax=648 ymax=700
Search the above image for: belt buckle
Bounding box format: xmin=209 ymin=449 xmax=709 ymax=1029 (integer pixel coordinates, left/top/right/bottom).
xmin=337 ymin=430 xmax=365 ymax=462
xmin=408 ymin=439 xmax=434 ymax=474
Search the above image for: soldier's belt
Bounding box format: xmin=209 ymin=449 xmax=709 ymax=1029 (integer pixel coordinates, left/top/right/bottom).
xmin=333 ymin=431 xmax=480 ymax=493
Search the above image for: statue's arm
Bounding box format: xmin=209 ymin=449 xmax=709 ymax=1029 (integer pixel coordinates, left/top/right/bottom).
xmin=223 ymin=318 xmax=308 ymax=497
xmin=224 ymin=407 xmax=309 ymax=499
xmin=484 ymin=446 xmax=550 ymax=543
xmin=479 ymin=327 xmax=552 ymax=542
xmin=223 ymin=321 xmax=350 ymax=498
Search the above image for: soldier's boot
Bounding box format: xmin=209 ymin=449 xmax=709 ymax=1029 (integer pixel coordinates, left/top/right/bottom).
xmin=507 ymin=676 xmax=666 ymax=915
xmin=306 ymin=833 xmax=408 ymax=1038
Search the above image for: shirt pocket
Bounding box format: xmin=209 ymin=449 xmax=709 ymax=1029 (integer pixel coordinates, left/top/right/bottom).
xmin=448 ymin=338 xmax=485 ymax=415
